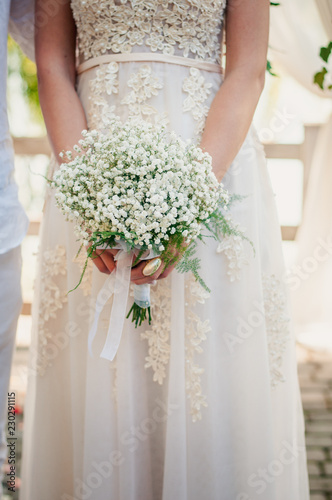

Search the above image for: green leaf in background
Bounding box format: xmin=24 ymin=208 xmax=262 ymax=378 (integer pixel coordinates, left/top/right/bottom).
xmin=314 ymin=67 xmax=328 ymax=89
xmin=320 ymin=41 xmax=332 ymax=63
xmin=267 ymin=2 xmax=280 ymax=76
xmin=266 ymin=60 xmax=278 ymax=77
xmin=7 ymin=36 xmax=43 ymax=125
xmin=313 ymin=41 xmax=332 ymax=90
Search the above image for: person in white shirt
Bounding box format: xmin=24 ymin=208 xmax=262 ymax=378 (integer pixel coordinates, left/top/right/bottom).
xmin=0 ymin=1 xmax=34 ymax=496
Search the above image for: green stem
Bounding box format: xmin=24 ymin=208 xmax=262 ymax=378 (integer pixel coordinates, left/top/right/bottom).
xmin=126 ymin=303 xmax=152 ymax=328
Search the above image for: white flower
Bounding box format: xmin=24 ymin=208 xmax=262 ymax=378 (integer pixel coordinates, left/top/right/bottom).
xmin=52 ymin=120 xmax=229 ymax=254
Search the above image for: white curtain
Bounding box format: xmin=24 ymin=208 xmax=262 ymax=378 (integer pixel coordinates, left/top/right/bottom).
xmin=269 ymin=0 xmax=332 ymax=333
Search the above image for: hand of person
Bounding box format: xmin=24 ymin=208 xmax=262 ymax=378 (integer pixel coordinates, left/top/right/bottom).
xmin=88 ymin=239 xmax=187 ymax=282
xmin=130 ymin=240 xmax=187 ymax=285
xmin=89 ymin=248 xmax=119 ymax=274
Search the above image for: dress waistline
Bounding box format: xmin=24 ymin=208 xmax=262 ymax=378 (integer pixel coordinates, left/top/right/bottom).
xmin=77 ymin=52 xmax=223 ymax=75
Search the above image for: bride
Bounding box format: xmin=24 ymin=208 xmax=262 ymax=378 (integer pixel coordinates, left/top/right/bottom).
xmin=20 ymin=1 xmax=309 ymax=499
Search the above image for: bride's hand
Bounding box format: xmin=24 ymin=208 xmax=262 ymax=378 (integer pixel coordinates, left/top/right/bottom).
xmin=90 ymin=248 xmax=119 ymax=274
xmin=130 ymin=258 xmax=177 ymax=285
xmin=130 ymin=241 xmax=187 ymax=285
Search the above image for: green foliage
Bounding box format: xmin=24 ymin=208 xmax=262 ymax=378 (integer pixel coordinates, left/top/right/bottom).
xmin=7 ymin=36 xmax=43 ymax=124
xmin=320 ymin=42 xmax=332 ymax=63
xmin=314 ymin=67 xmax=329 ymax=90
xmin=176 ymin=238 xmax=210 ymax=291
xmin=176 ymin=195 xmax=254 ymax=293
xmin=126 ymin=303 xmax=152 ymax=327
xmin=266 ymin=60 xmax=278 ymax=77
xmin=267 ymin=2 xmax=280 ymax=77
xmin=314 ymin=41 xmax=332 ymax=91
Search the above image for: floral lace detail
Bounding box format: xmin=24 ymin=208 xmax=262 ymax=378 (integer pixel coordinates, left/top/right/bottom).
xmin=72 ymin=249 xmax=93 ymax=296
xmin=140 ymin=280 xmax=171 ymax=385
xmin=185 ymin=275 xmax=211 ymax=422
xmin=140 ymin=274 xmax=209 ymax=422
xmin=87 ymin=62 xmax=169 ymax=128
xmin=36 ymin=246 xmax=68 ymax=376
xmin=88 ymin=62 xmax=119 ymax=129
xmin=109 ymin=360 xmax=119 ymax=407
xmin=121 ymin=65 xmax=167 ymax=124
xmin=182 ymin=67 xmax=213 ymax=137
xmin=262 ymin=274 xmax=290 ymax=388
xmin=217 ymin=230 xmax=249 ymax=282
xmin=71 ymin=0 xmax=226 ymax=64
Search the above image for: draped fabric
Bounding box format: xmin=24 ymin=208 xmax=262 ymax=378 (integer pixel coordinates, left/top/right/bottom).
xmin=269 ymin=0 xmax=332 ymax=333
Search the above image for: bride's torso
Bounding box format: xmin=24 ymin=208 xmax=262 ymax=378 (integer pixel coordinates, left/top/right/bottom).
xmin=70 ymin=0 xmax=226 ymax=65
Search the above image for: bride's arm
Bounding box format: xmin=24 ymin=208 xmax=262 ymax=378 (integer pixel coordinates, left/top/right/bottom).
xmin=35 ymin=0 xmax=87 ymax=159
xmin=35 ymin=0 xmax=117 ymax=275
xmin=200 ymin=0 xmax=270 ymax=182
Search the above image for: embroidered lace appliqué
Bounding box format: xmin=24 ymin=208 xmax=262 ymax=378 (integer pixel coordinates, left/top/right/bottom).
xmin=36 ymin=246 xmax=68 ymax=376
xmin=72 ymin=249 xmax=93 ymax=296
xmin=217 ymin=231 xmax=249 ymax=282
xmin=88 ymin=61 xmax=120 ymax=129
xmin=88 ymin=62 xmax=169 ymax=128
xmin=71 ymin=0 xmax=226 ymax=64
xmin=263 ymin=274 xmax=290 ymax=388
xmin=185 ymin=275 xmax=210 ymax=422
xmin=140 ymin=280 xmax=171 ymax=385
xmin=140 ymin=274 xmax=210 ymax=423
xmin=182 ymin=67 xmax=213 ymax=137
xmin=121 ymin=64 xmax=166 ymax=123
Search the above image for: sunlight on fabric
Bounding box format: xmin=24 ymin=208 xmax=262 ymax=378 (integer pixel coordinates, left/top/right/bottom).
xmin=267 ymin=159 xmax=304 ymax=227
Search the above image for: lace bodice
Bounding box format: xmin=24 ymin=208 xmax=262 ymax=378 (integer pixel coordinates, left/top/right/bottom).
xmin=71 ymin=0 xmax=226 ymax=64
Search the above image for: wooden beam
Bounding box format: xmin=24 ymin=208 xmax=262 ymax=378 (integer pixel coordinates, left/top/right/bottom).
xmin=28 ymin=220 xmax=41 ymax=236
xmin=12 ymin=136 xmax=51 ymax=156
xmin=281 ymin=226 xmax=298 ymax=241
xmin=21 ymin=303 xmax=31 ymax=316
xmin=264 ymin=143 xmax=302 ymax=160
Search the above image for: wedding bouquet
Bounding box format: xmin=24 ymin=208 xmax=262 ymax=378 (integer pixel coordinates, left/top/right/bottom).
xmin=51 ymin=119 xmax=242 ymax=360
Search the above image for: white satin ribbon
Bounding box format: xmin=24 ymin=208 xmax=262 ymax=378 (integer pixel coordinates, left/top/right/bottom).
xmin=88 ymin=241 xmax=159 ymax=361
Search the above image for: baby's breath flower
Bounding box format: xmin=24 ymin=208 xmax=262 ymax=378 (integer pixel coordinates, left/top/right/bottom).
xmin=51 ymin=120 xmax=229 ymax=254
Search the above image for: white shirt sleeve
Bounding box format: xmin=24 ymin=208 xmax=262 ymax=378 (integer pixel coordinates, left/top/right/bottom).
xmin=8 ymin=0 xmax=35 ymax=61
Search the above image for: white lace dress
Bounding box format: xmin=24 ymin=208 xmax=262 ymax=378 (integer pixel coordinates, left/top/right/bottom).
xmin=20 ymin=2 xmax=309 ymax=499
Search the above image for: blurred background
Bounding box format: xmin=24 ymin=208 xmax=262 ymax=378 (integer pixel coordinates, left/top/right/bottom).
xmin=3 ymin=1 xmax=332 ymax=499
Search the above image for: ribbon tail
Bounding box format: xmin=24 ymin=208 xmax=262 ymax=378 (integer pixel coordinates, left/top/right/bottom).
xmin=87 ymin=273 xmax=116 ymax=357
xmin=100 ymin=251 xmax=133 ymax=361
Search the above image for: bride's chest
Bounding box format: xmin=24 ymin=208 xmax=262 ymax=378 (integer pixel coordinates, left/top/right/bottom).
xmin=71 ymin=0 xmax=226 ymax=61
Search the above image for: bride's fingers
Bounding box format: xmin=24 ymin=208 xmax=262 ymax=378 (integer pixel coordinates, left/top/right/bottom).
xmin=157 ymin=262 xmax=176 ymax=280
xmin=94 ymin=249 xmax=116 ymax=274
xmin=130 ymin=249 xmax=183 ymax=284
xmin=130 ymin=260 xmax=165 ymax=285
xmin=91 ymin=255 xmax=111 ymax=274
xmin=99 ymin=251 xmax=117 ymax=274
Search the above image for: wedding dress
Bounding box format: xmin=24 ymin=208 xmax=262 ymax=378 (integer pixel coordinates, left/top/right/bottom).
xmin=20 ymin=1 xmax=309 ymax=499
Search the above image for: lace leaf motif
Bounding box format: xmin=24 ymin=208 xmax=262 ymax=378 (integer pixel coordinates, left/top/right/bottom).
xmin=263 ymin=274 xmax=290 ymax=388
xmin=36 ymin=245 xmax=68 ymax=376
xmin=182 ymin=67 xmax=213 ymax=138
xmin=88 ymin=63 xmax=169 ymax=129
xmin=71 ymin=0 xmax=226 ymax=64
xmin=140 ymin=274 xmax=210 ymax=423
xmin=185 ymin=274 xmax=211 ymax=422
xmin=140 ymin=280 xmax=171 ymax=385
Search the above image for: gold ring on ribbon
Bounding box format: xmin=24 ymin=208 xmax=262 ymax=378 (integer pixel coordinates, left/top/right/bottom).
xmin=142 ymin=257 xmax=162 ymax=277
